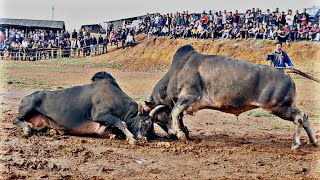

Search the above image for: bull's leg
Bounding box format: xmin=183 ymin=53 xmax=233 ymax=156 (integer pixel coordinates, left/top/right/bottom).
xmin=171 ymin=96 xmax=198 ymax=140
xmin=93 ymin=114 xmax=137 ymax=145
xmin=179 ymin=113 xmax=190 ymax=139
xmin=12 ymin=118 xmax=32 ymax=136
xmin=269 ymin=107 xmax=318 ymax=150
xmin=12 ymin=101 xmax=38 ymax=136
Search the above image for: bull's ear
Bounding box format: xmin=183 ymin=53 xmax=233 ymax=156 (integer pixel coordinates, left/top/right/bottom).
xmin=144 ymin=101 xmax=152 ymax=106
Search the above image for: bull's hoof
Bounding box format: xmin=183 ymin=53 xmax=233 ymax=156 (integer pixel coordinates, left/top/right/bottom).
xmin=291 ymin=143 xmax=301 ymax=150
xmin=128 ymin=138 xmax=137 ymax=146
xmin=23 ymin=127 xmax=32 ymax=137
xmin=312 ymin=141 xmax=319 ymax=147
xmin=149 ymin=131 xmax=164 ymax=140
xmin=177 ymin=129 xmax=187 ymax=142
xmin=182 ymin=126 xmax=190 ymax=140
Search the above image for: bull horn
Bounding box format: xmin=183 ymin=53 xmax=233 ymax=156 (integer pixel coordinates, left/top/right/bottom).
xmin=149 ymin=105 xmax=166 ymax=117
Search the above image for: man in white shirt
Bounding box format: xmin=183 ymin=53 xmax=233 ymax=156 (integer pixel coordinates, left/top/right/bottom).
xmin=22 ymin=39 xmax=28 ymax=49
xmin=286 ymin=9 xmax=294 ymax=28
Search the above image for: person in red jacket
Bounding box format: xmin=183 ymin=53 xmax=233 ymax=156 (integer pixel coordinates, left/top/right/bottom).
xmin=199 ymin=12 xmax=209 ymax=29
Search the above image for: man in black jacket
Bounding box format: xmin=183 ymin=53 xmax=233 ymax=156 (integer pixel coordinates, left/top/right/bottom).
xmin=72 ymin=29 xmax=78 ymax=40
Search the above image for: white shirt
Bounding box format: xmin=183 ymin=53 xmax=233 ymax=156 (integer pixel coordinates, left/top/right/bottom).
xmin=22 ymin=40 xmax=28 ymax=48
xmin=286 ymin=14 xmax=294 ymax=26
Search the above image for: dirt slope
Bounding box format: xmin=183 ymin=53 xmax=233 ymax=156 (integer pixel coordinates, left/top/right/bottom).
xmin=98 ymin=35 xmax=320 ymax=71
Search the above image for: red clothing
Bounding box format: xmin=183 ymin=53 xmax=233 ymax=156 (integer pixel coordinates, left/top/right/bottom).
xmin=309 ymin=27 xmax=320 ymax=34
xmin=301 ymin=17 xmax=307 ymax=25
xmin=199 ymin=15 xmax=209 ymax=24
xmin=283 ymin=26 xmax=290 ymax=34
xmin=298 ymin=27 xmax=309 ymax=34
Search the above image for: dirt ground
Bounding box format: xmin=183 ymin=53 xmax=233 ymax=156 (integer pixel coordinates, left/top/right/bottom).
xmin=1 ymin=38 xmax=320 ymax=179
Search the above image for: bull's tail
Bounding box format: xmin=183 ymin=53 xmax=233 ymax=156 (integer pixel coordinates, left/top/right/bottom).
xmin=283 ymin=68 xmax=320 ymax=83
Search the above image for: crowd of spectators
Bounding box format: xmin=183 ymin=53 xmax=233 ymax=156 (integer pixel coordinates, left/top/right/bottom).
xmin=0 ymin=26 xmax=137 ymax=60
xmin=133 ymin=8 xmax=320 ymax=43
xmin=1 ymin=7 xmax=319 ymax=60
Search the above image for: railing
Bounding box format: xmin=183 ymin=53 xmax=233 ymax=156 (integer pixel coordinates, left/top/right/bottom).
xmin=0 ymin=44 xmax=108 ymax=60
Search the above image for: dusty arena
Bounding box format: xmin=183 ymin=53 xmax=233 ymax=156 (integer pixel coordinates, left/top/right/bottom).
xmin=1 ymin=36 xmax=320 ymax=179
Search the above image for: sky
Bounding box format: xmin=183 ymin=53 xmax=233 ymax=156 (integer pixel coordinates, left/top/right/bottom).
xmin=1 ymin=0 xmax=319 ymax=31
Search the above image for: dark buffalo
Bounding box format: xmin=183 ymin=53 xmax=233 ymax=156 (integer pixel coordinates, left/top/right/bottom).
xmin=12 ymin=71 xmax=153 ymax=145
xmin=145 ymin=45 xmax=319 ymax=149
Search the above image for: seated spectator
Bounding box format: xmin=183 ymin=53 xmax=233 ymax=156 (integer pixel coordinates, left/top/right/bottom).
xmin=239 ymin=24 xmax=248 ymax=39
xmin=206 ymin=23 xmax=215 ymax=39
xmin=175 ymin=25 xmax=184 ymax=38
xmin=308 ymin=23 xmax=320 ymax=41
xmin=272 ymin=26 xmax=280 ymax=40
xmin=248 ymin=24 xmax=258 ymax=38
xmin=256 ymin=23 xmax=265 ymax=39
xmin=214 ymin=24 xmax=223 ymax=38
xmin=183 ymin=26 xmax=192 ymax=39
xmin=126 ymin=32 xmax=135 ymax=48
xmin=264 ymin=25 xmax=273 ymax=39
xmin=297 ymin=24 xmax=309 ymax=40
xmin=192 ymin=26 xmax=199 ymax=38
xmin=230 ymin=23 xmax=240 ymax=39
xmin=161 ymin=25 xmax=169 ymax=36
xmin=109 ymin=31 xmax=117 ymax=46
xmin=221 ymin=24 xmax=231 ymax=39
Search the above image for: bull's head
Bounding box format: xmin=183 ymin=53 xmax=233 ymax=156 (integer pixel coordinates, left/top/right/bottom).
xmin=131 ymin=113 xmax=153 ymax=141
xmin=142 ymin=102 xmax=172 ymax=135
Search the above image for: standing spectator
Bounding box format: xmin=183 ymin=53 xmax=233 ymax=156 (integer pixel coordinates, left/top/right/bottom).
xmin=72 ymin=29 xmax=78 ymax=40
xmin=270 ymin=11 xmax=277 ymax=29
xmin=256 ymin=10 xmax=263 ymax=24
xmin=301 ymin=8 xmax=310 ymax=23
xmin=301 ymin=14 xmax=307 ymax=26
xmin=65 ymin=31 xmax=70 ymax=41
xmin=286 ymin=9 xmax=294 ymax=28
xmin=91 ymin=36 xmax=97 ymax=56
xmin=222 ymin=10 xmax=227 ymax=26
xmin=278 ymin=11 xmax=286 ymax=29
xmin=294 ymin=10 xmax=301 ymax=29
xmin=216 ymin=11 xmax=223 ymax=26
xmin=98 ymin=34 xmax=104 ymax=54
xmin=226 ymin=11 xmax=234 ymax=25
xmin=208 ymin=10 xmax=214 ymax=23
xmin=120 ymin=30 xmax=127 ymax=49
xmin=264 ymin=9 xmax=271 ymax=25
xmin=199 ymin=12 xmax=209 ymax=29
xmin=233 ymin=10 xmax=240 ymax=25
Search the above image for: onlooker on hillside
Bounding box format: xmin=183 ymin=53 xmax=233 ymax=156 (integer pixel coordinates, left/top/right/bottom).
xmin=266 ymin=41 xmax=294 ymax=68
xmin=308 ymin=23 xmax=320 ymax=41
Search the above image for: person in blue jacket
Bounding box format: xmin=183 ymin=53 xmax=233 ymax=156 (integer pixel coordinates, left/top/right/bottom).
xmin=266 ymin=41 xmax=294 ymax=68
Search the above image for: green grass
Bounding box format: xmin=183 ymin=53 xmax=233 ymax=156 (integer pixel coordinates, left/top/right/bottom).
xmin=259 ymin=125 xmax=294 ymax=131
xmin=0 ymin=75 xmax=54 ymax=90
xmin=246 ymin=108 xmax=280 ymax=120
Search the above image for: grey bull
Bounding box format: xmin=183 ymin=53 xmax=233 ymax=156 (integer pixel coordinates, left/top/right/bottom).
xmin=12 ymin=71 xmax=153 ymax=145
xmin=144 ymin=45 xmax=319 ymax=150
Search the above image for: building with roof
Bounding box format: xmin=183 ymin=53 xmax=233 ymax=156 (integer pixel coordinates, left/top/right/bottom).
xmin=0 ymin=18 xmax=65 ymax=32
xmin=80 ymin=24 xmax=105 ymax=34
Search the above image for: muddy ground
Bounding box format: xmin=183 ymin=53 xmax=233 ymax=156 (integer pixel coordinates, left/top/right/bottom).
xmin=1 ymin=38 xmax=320 ymax=179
